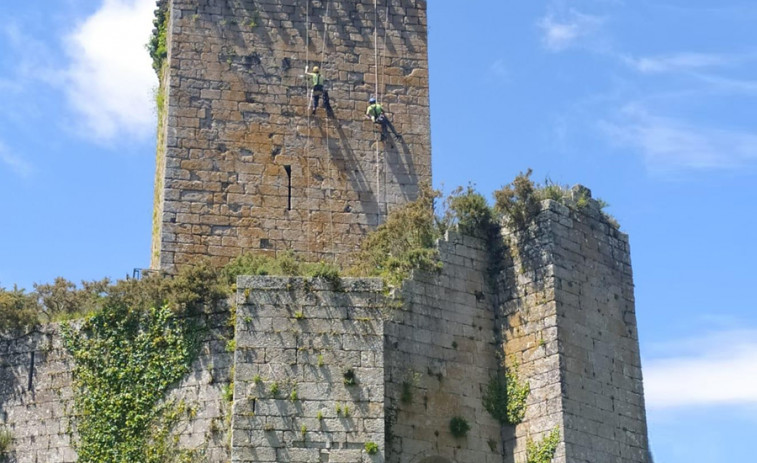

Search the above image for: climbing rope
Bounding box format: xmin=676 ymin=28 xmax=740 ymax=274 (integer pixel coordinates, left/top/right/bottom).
xmin=379 ymin=1 xmax=389 ymax=104
xmin=320 ymin=0 xmax=337 ymax=262
xmin=373 ymin=0 xmax=381 ymax=224
xmin=372 ymin=0 xmax=391 ymax=224
xmin=304 ymin=0 xmax=312 ymax=256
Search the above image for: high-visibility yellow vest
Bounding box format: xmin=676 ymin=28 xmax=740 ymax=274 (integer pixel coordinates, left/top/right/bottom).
xmin=367 ymin=103 xmax=383 ymax=118
xmin=312 ymin=73 xmax=324 ymax=87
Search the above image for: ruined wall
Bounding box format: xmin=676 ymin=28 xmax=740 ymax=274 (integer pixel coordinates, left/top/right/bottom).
xmin=153 ymin=0 xmax=432 ymax=273
xmin=498 ymin=191 xmax=649 ymax=463
xmin=231 ymin=276 xmax=387 ymax=462
xmin=0 ymin=308 xmax=234 ymax=463
xmin=548 ymin=193 xmax=648 ymax=463
xmin=0 ymin=328 xmax=75 ymax=463
xmin=2 ymin=192 xmax=650 ymax=463
xmin=384 ymin=231 xmax=502 ymax=463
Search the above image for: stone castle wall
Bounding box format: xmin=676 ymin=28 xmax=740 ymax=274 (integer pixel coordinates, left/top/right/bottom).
xmin=497 ymin=191 xmax=649 ymax=463
xmin=384 ymin=232 xmax=502 ymax=463
xmin=0 ymin=308 xmax=234 ymax=463
xmin=231 ymin=276 xmax=387 ymax=462
xmin=0 ymin=328 xmax=75 ymax=463
xmin=1 ymin=198 xmax=650 ymax=463
xmin=153 ymin=0 xmax=432 ymax=273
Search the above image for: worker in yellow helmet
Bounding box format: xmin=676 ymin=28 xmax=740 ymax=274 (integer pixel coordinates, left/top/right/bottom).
xmin=305 ymin=65 xmax=332 ymax=116
xmin=366 ymin=97 xmax=401 ymax=142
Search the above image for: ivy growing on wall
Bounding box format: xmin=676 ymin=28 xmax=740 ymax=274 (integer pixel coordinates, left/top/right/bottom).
xmin=62 ymin=302 xmax=198 ymax=462
xmin=526 ymin=426 xmax=561 ymax=463
xmin=482 ymin=364 xmax=530 ymax=425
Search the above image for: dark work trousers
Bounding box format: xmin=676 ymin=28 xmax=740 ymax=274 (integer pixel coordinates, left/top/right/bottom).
xmin=375 ymin=114 xmax=401 ymax=141
xmin=312 ymin=86 xmax=332 ymax=113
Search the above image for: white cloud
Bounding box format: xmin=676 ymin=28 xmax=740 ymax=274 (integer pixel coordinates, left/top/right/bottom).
xmin=538 ymin=9 xmax=604 ymax=52
xmin=0 ymin=142 xmax=33 ymax=178
xmin=63 ymin=0 xmax=158 ymax=141
xmin=644 ymin=330 xmax=757 ymax=409
xmin=623 ymin=52 xmax=755 ymax=74
xmin=599 ymin=105 xmax=757 ymax=171
xmin=692 ymin=73 xmax=757 ymax=96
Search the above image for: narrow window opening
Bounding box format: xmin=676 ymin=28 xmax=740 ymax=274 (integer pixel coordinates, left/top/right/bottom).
xmin=251 ymin=398 xmax=256 ymax=413
xmin=28 ymin=351 xmax=35 ymax=391
xmin=284 ymin=165 xmax=292 ymax=210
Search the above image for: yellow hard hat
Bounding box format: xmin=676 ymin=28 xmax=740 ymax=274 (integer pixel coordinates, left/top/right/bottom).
xmin=313 ymin=66 xmax=320 ymax=73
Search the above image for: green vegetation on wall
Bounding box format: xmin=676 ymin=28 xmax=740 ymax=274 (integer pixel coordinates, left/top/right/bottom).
xmin=0 ymin=427 xmax=12 ymax=459
xmin=526 ymin=426 xmax=561 ymax=463
xmin=449 ymin=416 xmax=471 ymax=438
xmin=493 ymin=169 xmax=620 ymax=231
xmin=0 ymin=264 xmax=229 ymax=460
xmin=364 ymin=441 xmax=379 ymax=455
xmin=221 ymin=251 xmax=341 ymax=288
xmin=482 ymin=364 xmax=530 ymax=425
xmin=148 ymin=3 xmax=169 ymax=75
xmin=61 ymin=303 xmax=197 ymax=462
xmin=350 ymin=186 xmax=442 ymax=286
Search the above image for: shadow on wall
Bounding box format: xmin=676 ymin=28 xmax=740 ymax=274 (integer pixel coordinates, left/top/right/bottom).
xmin=319 ymin=118 xmax=380 ymax=217
xmin=384 ymin=130 xmax=419 ymax=202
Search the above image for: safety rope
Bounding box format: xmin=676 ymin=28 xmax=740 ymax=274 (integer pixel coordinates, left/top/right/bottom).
xmin=372 ymin=0 xmax=392 ymax=224
xmin=380 ymin=1 xmax=389 ymax=221
xmin=379 ymin=1 xmax=389 ymax=104
xmin=374 ymin=0 xmax=379 ymax=100
xmin=321 ymin=0 xmax=336 ymax=262
xmin=373 ymin=0 xmax=381 ymax=224
xmin=304 ymin=0 xmax=312 ymax=256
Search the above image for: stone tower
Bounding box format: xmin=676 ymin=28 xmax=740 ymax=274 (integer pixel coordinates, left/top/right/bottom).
xmin=0 ymin=1 xmax=652 ymax=462
xmin=151 ymin=0 xmax=432 ymax=273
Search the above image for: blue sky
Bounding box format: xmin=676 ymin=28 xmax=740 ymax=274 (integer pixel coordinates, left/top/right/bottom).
xmin=1 ymin=1 xmax=755 ymax=461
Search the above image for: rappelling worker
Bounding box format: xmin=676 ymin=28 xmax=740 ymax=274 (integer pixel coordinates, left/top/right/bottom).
xmin=366 ymin=97 xmax=401 ymax=141
xmin=305 ymin=65 xmax=332 ymax=115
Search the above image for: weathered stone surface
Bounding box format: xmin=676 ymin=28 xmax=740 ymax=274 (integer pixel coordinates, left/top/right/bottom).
xmin=498 ymin=196 xmax=649 ymax=463
xmin=152 ymin=0 xmax=432 ymax=273
xmin=0 ymin=200 xmax=650 ymax=462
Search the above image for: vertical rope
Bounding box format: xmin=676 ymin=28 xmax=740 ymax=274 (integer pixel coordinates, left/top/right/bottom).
xmin=321 ymin=0 xmax=336 ymax=263
xmin=379 ymin=1 xmax=389 ymax=104
xmin=374 ymin=0 xmax=379 ymax=99
xmin=304 ymin=0 xmax=312 ymax=257
xmin=373 ymin=0 xmax=381 ymax=225
xmin=320 ymin=0 xmax=330 ymax=64
xmin=380 ymin=0 xmax=389 ymax=220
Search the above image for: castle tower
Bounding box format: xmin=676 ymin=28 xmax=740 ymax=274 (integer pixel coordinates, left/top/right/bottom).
xmin=152 ymin=0 xmax=432 ymax=273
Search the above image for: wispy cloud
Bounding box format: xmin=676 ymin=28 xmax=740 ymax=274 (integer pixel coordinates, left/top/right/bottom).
xmin=489 ymin=59 xmax=509 ymax=79
xmin=623 ymin=51 xmax=757 ymax=74
xmin=0 ymin=142 xmax=33 ymax=178
xmin=691 ymin=73 xmax=757 ymax=96
xmin=644 ymin=329 xmax=757 ymax=409
xmin=62 ymin=0 xmax=157 ymax=141
xmin=538 ymin=9 xmax=604 ymax=52
xmin=1 ymin=1 xmax=157 ymax=143
xmin=1 ymin=23 xmax=63 ymax=86
xmin=599 ymin=104 xmax=757 ymax=171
